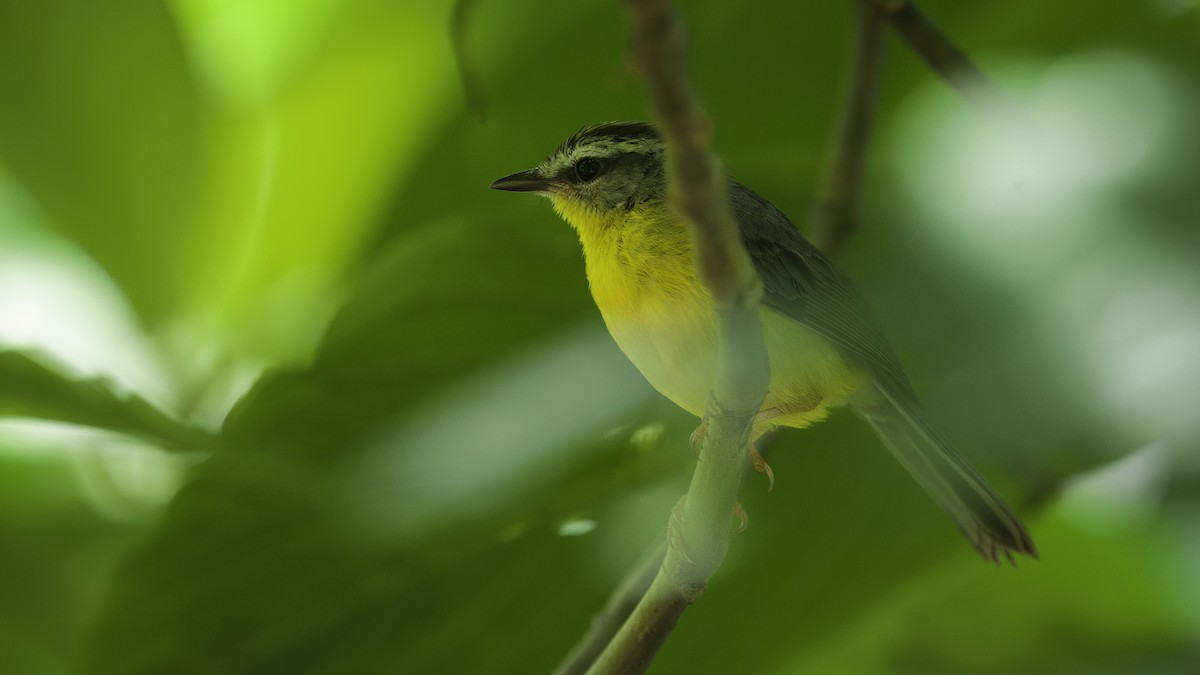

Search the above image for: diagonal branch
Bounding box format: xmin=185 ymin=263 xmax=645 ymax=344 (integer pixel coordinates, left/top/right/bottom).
xmin=552 ymin=434 xmax=784 ymax=675
xmin=868 ymin=0 xmax=1011 ymax=114
xmin=551 ymin=541 xmax=666 ymax=675
xmin=810 ymin=0 xmax=887 ymax=258
xmin=577 ymin=1 xmax=772 ymax=674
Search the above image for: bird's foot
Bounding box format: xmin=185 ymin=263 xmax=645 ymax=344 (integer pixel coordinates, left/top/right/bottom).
xmin=748 ymin=443 xmax=775 ymax=492
xmin=733 ymin=501 xmax=749 ymax=533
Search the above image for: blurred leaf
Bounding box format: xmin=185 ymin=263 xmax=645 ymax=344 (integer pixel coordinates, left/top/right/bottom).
xmin=81 ymin=186 xmax=653 ymax=672
xmin=0 ymin=351 xmax=212 ymax=451
xmin=0 ymin=2 xmax=202 ymax=323
xmin=784 ymin=506 xmax=1200 ymax=675
xmin=0 ymin=451 xmax=142 ymax=675
xmin=164 ymin=0 xmax=464 ymax=370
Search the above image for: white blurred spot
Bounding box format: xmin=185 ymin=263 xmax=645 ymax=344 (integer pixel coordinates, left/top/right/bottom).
xmin=0 ymin=184 xmax=177 ymax=410
xmin=630 ymin=422 xmax=666 ymax=452
xmin=888 ymin=51 xmax=1200 ymax=438
xmin=892 ymin=52 xmax=1174 ymax=276
xmin=557 ymin=518 xmax=597 ymax=537
xmin=1057 ymin=442 xmax=1170 ymax=531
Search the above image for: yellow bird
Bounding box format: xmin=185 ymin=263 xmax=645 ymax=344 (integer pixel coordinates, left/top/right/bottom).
xmin=491 ymin=122 xmax=1036 ymax=563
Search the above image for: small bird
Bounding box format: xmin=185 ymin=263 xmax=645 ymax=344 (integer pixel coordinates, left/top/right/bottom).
xmin=491 ymin=122 xmax=1036 ymax=564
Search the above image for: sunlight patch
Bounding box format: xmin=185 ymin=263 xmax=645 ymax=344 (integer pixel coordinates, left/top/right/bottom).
xmin=0 ymin=184 xmax=177 ymax=410
xmin=557 ymin=518 xmax=597 ymax=537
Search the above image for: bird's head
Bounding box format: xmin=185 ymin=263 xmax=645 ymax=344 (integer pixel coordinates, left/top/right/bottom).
xmin=490 ymin=122 xmax=668 ymax=232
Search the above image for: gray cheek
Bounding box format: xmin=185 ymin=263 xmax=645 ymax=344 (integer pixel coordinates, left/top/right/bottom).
xmin=605 ymin=177 xmax=641 ymax=212
xmin=578 ymin=183 xmax=621 ymax=213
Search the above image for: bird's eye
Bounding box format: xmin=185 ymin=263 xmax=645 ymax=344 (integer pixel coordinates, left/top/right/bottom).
xmin=574 ymin=157 xmax=602 ymax=182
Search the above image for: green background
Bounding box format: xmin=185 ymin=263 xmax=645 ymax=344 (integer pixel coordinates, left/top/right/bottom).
xmin=1 ymin=1 xmax=1198 ymax=673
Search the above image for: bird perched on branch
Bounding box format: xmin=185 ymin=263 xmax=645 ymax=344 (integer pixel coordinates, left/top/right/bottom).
xmin=491 ymin=122 xmax=1036 ymax=564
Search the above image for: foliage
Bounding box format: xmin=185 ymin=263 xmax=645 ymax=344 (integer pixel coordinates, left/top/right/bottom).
xmin=1 ymin=1 xmax=1198 ymax=674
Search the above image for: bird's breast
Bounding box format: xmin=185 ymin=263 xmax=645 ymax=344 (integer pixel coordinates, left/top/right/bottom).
xmin=583 ymin=228 xmax=719 ymax=417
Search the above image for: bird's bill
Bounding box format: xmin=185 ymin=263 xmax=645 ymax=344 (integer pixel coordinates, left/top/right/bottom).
xmin=489 ymin=169 xmax=552 ymax=193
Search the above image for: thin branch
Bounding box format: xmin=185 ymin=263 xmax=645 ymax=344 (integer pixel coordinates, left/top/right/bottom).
xmin=810 ymin=0 xmax=886 ymax=258
xmin=579 ymin=3 xmax=772 ymax=673
xmin=551 ymin=431 xmax=786 ymax=675
xmin=451 ymin=0 xmax=487 ymax=121
xmin=867 ymin=0 xmax=1009 ymax=114
xmin=551 ymin=541 xmax=666 ymax=675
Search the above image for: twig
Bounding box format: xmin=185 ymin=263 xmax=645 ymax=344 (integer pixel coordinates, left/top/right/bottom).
xmin=868 ymin=0 xmax=1009 ymax=114
xmin=551 ymin=541 xmax=666 ymax=675
xmin=580 ymin=2 xmax=772 ymax=674
xmin=551 ymin=432 xmax=786 ymax=675
xmin=810 ymin=0 xmax=886 ymax=257
xmin=451 ymin=0 xmax=487 ymax=121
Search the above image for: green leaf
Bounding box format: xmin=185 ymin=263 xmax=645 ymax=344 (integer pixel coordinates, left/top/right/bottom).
xmin=0 ymin=2 xmax=202 ymax=323
xmin=0 ymin=351 xmax=212 ymax=452
xmin=0 ymin=451 xmax=141 ymax=675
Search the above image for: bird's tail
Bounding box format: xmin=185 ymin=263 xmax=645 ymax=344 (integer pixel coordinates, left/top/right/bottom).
xmin=852 ymin=382 xmax=1037 ymax=564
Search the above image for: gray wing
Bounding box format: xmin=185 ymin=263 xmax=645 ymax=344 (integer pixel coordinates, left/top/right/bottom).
xmin=731 ymin=183 xmax=1039 ymax=562
xmin=730 ymin=181 xmax=914 ymax=398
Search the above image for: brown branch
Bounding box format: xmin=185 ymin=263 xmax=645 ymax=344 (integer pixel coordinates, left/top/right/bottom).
xmin=574 ymin=2 xmax=771 ymax=674
xmin=868 ymin=0 xmax=1010 ymax=115
xmin=810 ymin=0 xmax=886 ymax=258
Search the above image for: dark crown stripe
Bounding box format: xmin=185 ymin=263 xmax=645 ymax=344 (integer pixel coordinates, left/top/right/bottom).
xmin=554 ymin=122 xmax=660 ymax=157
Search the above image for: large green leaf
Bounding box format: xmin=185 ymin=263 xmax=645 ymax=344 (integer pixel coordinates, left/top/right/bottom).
xmin=0 ymin=351 xmax=212 ymax=451
xmin=0 ymin=2 xmax=201 ymax=323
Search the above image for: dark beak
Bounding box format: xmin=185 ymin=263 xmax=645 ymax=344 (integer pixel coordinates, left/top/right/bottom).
xmin=489 ymin=169 xmax=551 ymax=193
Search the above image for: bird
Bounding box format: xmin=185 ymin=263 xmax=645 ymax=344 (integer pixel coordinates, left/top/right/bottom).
xmin=490 ymin=121 xmax=1036 ymax=564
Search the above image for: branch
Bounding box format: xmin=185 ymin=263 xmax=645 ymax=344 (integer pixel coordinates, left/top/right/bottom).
xmin=451 ymin=0 xmax=487 ymax=121
xmin=579 ymin=2 xmax=772 ymax=674
xmin=868 ymin=0 xmax=1010 ymax=115
xmin=810 ymin=0 xmax=886 ymax=258
xmin=551 ymin=432 xmax=784 ymax=675
xmin=551 ymin=541 xmax=666 ymax=675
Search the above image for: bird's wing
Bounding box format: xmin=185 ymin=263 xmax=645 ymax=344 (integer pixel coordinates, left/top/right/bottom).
xmin=729 ymin=181 xmax=913 ymax=397
xmin=730 ymin=183 xmax=1038 ymax=562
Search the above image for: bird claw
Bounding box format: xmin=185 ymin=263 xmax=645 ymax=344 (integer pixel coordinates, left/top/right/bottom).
xmin=748 ymin=444 xmax=775 ymax=492
xmin=733 ymin=502 xmax=749 ymax=533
